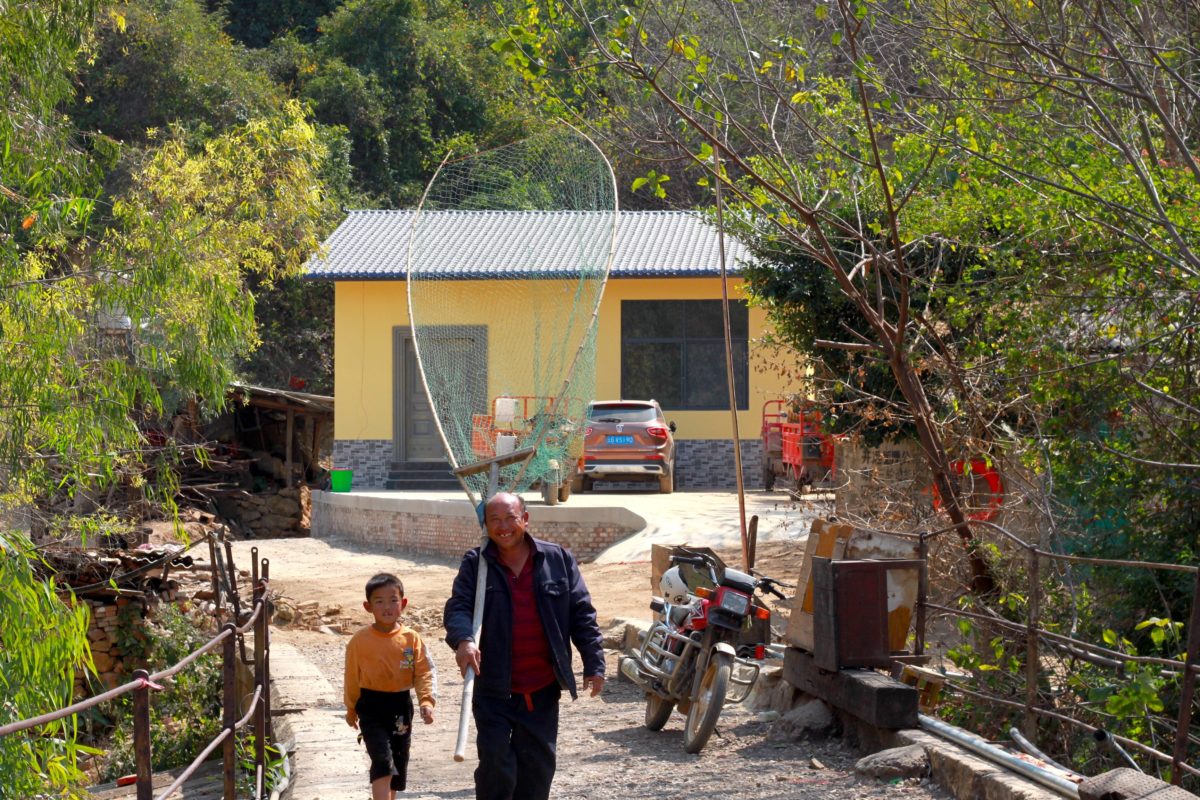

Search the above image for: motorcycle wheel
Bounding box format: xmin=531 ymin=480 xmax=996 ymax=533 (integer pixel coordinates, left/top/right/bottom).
xmin=682 ymin=651 xmax=732 ymax=753
xmin=644 ymin=693 xmax=675 ymax=731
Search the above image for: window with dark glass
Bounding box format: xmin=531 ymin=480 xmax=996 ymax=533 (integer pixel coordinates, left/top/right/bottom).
xmin=620 ymin=300 xmax=748 ymax=409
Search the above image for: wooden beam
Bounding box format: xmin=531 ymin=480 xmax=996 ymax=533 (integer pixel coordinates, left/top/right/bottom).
xmin=285 ymin=409 xmax=294 ymax=489
xmin=453 ymin=446 xmax=536 ymax=477
xmin=783 ymin=647 xmax=918 ymax=729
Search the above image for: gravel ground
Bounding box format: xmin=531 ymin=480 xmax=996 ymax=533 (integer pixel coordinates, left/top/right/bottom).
xmin=275 ymin=623 xmax=951 ymax=800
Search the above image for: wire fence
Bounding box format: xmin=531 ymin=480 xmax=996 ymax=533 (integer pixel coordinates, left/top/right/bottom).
xmin=905 ymin=521 xmax=1200 ymax=786
xmin=0 ymin=537 xmax=275 ymax=800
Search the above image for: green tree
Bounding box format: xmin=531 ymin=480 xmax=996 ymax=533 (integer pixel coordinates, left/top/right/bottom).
xmin=216 ymin=0 xmax=342 ymax=48
xmin=288 ymin=0 xmax=533 ymax=202
xmin=0 ymin=531 xmax=94 ymax=798
xmin=71 ymin=0 xmax=283 ymax=147
xmin=497 ymin=0 xmax=1200 ymax=594
xmin=4 ymin=101 xmax=333 ymax=508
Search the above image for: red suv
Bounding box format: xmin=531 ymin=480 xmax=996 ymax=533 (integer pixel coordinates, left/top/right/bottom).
xmin=575 ymin=400 xmax=677 ymax=493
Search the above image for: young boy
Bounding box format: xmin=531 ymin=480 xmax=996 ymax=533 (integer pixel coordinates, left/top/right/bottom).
xmin=345 ymin=573 xmax=436 ymax=800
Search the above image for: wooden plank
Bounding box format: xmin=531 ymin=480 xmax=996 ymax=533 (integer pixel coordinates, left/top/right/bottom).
xmin=650 ymin=544 xmax=720 ymax=594
xmin=785 ymin=518 xmax=854 ymax=650
xmin=782 ymin=646 xmax=918 ymax=730
xmin=813 ymin=558 xmax=892 ymax=671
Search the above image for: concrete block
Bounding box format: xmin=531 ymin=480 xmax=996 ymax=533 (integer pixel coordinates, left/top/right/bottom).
xmin=885 ymin=729 xmax=1061 ymax=800
xmin=856 ymin=743 xmax=930 ymax=780
xmin=1079 ymin=768 xmax=1198 ymax=800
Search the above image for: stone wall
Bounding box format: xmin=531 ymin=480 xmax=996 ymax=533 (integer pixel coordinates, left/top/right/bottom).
xmin=228 ymin=485 xmax=311 ymax=538
xmin=834 ymin=438 xmax=930 ymax=524
xmin=310 ymin=491 xmax=645 ymax=562
xmin=75 ymin=568 xmax=230 ymax=695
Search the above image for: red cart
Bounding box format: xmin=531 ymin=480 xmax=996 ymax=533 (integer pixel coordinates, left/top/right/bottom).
xmin=760 ymin=399 xmax=838 ymax=492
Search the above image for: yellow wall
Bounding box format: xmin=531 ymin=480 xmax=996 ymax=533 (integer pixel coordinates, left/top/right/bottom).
xmin=334 ymin=277 xmax=796 ymax=441
xmin=334 ymin=281 xmax=405 ymax=440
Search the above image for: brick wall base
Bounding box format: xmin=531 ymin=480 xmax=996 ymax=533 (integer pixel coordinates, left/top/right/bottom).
xmin=332 ymin=440 xmax=392 ymax=490
xmin=310 ymin=492 xmax=644 ymax=563
xmin=677 ymin=439 xmax=764 ymax=490
xmin=336 ymin=437 xmax=766 ymax=491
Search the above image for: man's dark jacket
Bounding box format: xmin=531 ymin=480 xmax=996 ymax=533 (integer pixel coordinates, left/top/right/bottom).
xmin=444 ymin=534 xmax=605 ymax=699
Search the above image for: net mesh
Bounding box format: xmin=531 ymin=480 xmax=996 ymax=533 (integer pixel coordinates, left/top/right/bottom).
xmin=406 ymin=128 xmax=616 ymax=502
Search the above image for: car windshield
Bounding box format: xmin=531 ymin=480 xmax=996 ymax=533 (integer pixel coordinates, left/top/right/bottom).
xmin=587 ymin=404 xmax=658 ymax=423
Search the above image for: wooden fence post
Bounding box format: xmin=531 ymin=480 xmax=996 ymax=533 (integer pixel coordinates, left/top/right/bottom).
xmin=208 ymin=535 xmax=223 ymax=615
xmin=253 ymin=551 xmax=265 ymax=799
xmin=263 ymin=557 xmax=273 ymax=742
xmin=222 ymin=624 xmax=238 ymax=800
xmin=132 ymin=668 xmax=153 ymax=800
xmin=1024 ymin=547 xmax=1040 ymax=739
xmin=916 ymin=534 xmax=928 ymax=656
xmin=1171 ymin=569 xmax=1200 ymax=785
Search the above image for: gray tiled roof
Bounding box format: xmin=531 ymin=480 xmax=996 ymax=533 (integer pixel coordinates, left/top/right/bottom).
xmin=305 ymin=210 xmax=751 ymax=279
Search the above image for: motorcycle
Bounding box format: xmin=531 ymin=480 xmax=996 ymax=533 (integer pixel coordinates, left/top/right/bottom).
xmin=618 ymin=546 xmax=792 ymax=753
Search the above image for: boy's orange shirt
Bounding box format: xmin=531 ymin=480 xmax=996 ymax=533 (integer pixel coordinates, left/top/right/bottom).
xmin=344 ymin=623 xmax=437 ymax=720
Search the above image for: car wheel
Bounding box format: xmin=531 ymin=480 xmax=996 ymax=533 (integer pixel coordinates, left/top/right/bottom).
xmin=557 ymin=482 xmax=571 ymax=503
xmin=581 ymin=476 xmax=594 ymax=493
xmin=659 ymin=466 xmax=674 ymax=494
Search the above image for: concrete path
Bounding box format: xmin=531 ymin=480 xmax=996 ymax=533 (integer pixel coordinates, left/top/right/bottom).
xmin=265 ymin=488 xmax=1064 ymax=800
xmin=583 ymin=488 xmax=830 ymax=562
xmin=270 ymin=641 xmax=367 ymax=800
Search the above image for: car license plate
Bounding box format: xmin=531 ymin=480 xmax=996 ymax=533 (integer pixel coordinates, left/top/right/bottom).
xmin=606 ymin=435 xmax=634 ymax=445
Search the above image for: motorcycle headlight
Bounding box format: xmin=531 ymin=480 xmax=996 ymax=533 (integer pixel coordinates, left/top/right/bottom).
xmin=717 ymin=588 xmax=750 ymax=616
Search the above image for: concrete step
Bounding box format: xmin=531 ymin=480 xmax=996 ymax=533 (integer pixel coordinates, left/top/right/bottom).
xmin=385 ymin=478 xmax=461 ymax=490
xmin=385 ymin=461 xmax=459 ymax=490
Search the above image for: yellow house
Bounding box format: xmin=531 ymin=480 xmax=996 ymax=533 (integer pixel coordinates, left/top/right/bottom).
xmin=306 ymin=210 xmax=792 ymax=490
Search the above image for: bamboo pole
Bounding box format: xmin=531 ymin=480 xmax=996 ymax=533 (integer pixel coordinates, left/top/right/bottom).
xmin=713 ymin=145 xmax=749 ymax=570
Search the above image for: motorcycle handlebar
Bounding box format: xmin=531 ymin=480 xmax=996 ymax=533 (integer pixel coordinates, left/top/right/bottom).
xmin=669 ymin=555 xmax=709 ymax=566
xmin=762 ymin=584 xmax=788 ymax=600
xmin=753 ymin=574 xmax=793 ymax=601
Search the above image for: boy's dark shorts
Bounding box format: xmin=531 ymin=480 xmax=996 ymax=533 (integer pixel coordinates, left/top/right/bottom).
xmin=356 ymin=688 xmax=414 ymax=790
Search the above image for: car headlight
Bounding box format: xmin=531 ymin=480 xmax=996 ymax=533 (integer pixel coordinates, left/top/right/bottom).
xmin=718 ymin=589 xmax=750 ymax=616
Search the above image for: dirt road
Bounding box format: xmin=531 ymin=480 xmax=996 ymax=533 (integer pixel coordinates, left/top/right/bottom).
xmin=228 ymin=534 xmax=949 ymax=799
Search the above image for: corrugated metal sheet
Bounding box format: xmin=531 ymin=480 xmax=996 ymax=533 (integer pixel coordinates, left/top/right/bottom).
xmin=305 ymin=209 xmax=751 ymax=279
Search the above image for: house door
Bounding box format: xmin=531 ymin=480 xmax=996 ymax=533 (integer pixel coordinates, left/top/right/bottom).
xmin=393 ymin=326 xmax=487 ymax=462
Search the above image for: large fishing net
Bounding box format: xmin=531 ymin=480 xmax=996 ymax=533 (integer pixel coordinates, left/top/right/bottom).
xmin=406 ymin=127 xmax=616 ymax=503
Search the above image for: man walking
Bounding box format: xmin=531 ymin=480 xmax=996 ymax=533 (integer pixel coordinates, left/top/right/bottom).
xmin=444 ymin=492 xmax=605 ymax=800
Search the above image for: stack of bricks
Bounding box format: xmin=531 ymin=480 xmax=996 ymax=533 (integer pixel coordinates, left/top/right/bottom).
xmin=71 ymin=561 xmax=242 ymax=698
xmin=78 ymin=598 xmax=142 ymax=695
